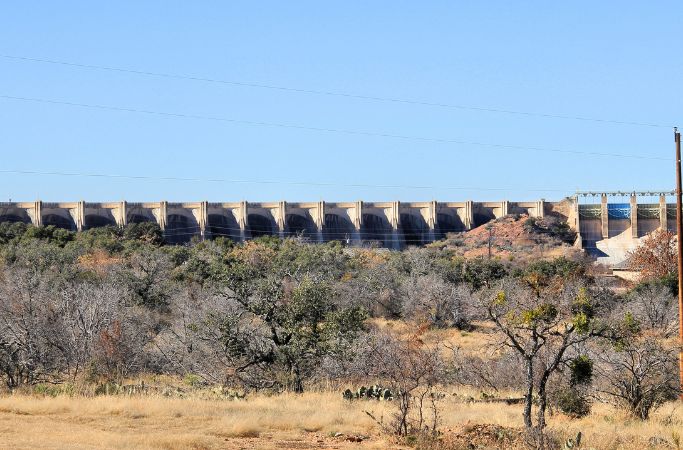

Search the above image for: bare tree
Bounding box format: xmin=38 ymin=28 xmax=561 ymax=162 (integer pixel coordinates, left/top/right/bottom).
xmin=157 ymin=285 xmax=278 ymax=388
xmin=338 ymin=262 xmax=404 ymax=318
xmin=0 ymin=267 xmax=62 ymax=387
xmin=0 ymin=266 xmax=154 ymax=387
xmin=401 ymin=274 xmax=470 ymax=329
xmin=116 ymin=248 xmax=173 ymax=308
xmin=593 ymin=335 xmax=680 ymax=420
xmin=593 ymin=290 xmax=681 ymax=419
xmin=480 ymin=279 xmax=605 ymax=432
xmin=451 ymin=351 xmax=526 ymax=394
xmin=625 ymin=284 xmax=677 ymax=336
xmin=366 ymin=330 xmax=445 ymax=437
xmin=626 ymin=229 xmax=676 ymax=281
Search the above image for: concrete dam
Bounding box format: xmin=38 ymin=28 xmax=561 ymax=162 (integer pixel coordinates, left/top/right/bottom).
xmin=0 ymin=193 xmax=676 ymax=262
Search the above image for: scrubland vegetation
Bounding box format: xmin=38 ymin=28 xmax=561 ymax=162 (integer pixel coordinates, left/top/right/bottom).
xmin=0 ymin=219 xmax=680 ymax=449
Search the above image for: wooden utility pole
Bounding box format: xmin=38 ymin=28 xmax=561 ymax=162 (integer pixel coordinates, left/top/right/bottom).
xmin=676 ymin=127 xmax=683 ymax=400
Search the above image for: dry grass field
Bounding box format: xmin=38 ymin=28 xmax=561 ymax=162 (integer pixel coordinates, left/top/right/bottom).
xmin=0 ymin=392 xmax=681 ymax=450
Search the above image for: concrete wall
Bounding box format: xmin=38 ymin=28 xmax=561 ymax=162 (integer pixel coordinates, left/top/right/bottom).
xmin=574 ymin=194 xmax=678 ymax=266
xmin=0 ymin=199 xmax=548 ymax=248
xmin=0 ymin=197 xmax=674 ymax=258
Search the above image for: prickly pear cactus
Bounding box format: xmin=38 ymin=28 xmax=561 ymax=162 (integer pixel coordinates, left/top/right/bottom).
xmin=343 ymin=385 xmax=394 ymax=401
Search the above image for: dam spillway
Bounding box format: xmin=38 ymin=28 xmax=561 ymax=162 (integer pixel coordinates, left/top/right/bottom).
xmin=0 ymin=194 xmax=677 ymax=258
xmin=0 ymin=199 xmax=548 ymax=248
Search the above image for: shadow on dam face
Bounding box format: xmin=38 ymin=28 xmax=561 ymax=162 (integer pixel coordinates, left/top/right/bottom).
xmin=285 ymin=214 xmax=317 ymax=239
xmin=472 ymin=212 xmax=495 ymax=228
xmin=0 ymin=214 xmax=30 ymax=224
xmin=247 ymin=214 xmax=275 ymax=238
xmin=324 ymin=214 xmax=355 ymax=242
xmin=207 ymin=214 xmax=240 ymax=241
xmin=84 ymin=214 xmax=116 ymax=230
xmin=361 ymin=213 xmax=392 ymax=247
xmin=127 ymin=213 xmax=156 ymax=224
xmin=400 ymin=213 xmax=429 ymax=246
xmin=165 ymin=214 xmax=199 ymax=244
xmin=42 ymin=213 xmax=76 ymax=231
xmin=436 ymin=213 xmax=465 ymax=236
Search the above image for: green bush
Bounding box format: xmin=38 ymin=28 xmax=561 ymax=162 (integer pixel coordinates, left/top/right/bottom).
xmin=23 ymin=225 xmax=74 ymax=247
xmin=569 ymin=355 xmax=593 ymax=386
xmin=183 ymin=373 xmax=203 ymax=388
xmin=557 ymin=388 xmax=591 ymax=418
xmin=523 ymin=216 xmax=576 ymax=243
xmin=72 ymin=226 xmax=124 ymax=253
xmin=0 ymin=221 xmax=28 ymax=244
xmin=123 ymin=222 xmax=163 ymax=245
xmin=462 ymin=257 xmax=507 ymax=289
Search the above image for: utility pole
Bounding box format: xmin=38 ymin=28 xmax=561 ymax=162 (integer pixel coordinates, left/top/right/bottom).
xmin=675 ymin=127 xmax=683 ymax=400
xmin=486 ymin=223 xmax=494 ymax=259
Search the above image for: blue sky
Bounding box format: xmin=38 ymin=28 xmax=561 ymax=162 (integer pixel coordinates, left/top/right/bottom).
xmin=1 ymin=2 xmax=681 ymax=202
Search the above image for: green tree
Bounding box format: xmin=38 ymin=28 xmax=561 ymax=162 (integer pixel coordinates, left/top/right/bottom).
xmin=462 ymin=257 xmax=507 ymax=289
xmin=123 ymin=222 xmax=164 ymax=246
xmin=70 ymin=225 xmax=124 ymax=253
xmin=0 ymin=222 xmax=28 ymax=245
xmin=117 ymin=246 xmax=173 ymax=308
xmin=198 ymin=272 xmax=366 ymax=392
xmin=22 ymin=225 xmax=74 ymax=247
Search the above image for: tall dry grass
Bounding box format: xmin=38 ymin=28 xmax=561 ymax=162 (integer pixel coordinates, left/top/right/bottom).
xmin=0 ymin=392 xmax=390 ymax=450
xmin=0 ymin=391 xmax=681 ymax=449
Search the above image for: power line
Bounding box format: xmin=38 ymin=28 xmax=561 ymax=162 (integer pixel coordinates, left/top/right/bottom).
xmin=76 ymin=221 xmax=470 ymax=242
xmin=0 ymin=53 xmax=673 ymax=129
xmin=0 ymin=94 xmax=669 ymax=161
xmin=0 ymin=169 xmax=569 ymax=193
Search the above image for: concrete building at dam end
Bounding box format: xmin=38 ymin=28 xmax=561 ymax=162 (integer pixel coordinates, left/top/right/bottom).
xmin=0 ymin=192 xmax=676 ymax=263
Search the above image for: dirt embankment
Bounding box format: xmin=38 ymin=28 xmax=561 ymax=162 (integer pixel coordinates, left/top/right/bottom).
xmin=436 ymin=214 xmax=582 ymax=263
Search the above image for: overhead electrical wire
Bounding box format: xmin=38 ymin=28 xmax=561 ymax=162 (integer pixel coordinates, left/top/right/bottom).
xmin=0 ymin=95 xmax=669 ymax=161
xmin=0 ymin=169 xmax=568 ymax=192
xmin=0 ymin=53 xmax=673 ymax=129
xmin=79 ymin=223 xmax=461 ymax=243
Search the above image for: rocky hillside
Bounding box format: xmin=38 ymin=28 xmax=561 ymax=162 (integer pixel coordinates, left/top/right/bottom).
xmin=433 ymin=214 xmax=583 ymax=263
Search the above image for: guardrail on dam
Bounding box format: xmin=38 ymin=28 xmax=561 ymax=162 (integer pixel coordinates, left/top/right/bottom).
xmin=0 ymin=193 xmax=676 ymax=253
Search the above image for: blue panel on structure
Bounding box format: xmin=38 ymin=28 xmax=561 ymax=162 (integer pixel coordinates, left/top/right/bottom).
xmin=607 ymin=203 xmax=631 ymax=219
xmin=578 ymin=205 xmax=601 ymax=219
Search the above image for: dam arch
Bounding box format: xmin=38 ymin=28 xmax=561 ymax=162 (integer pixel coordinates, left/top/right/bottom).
xmin=285 ymin=212 xmax=317 ymax=238
xmin=166 ymin=211 xmax=199 ymax=244
xmin=361 ymin=213 xmax=392 ymax=247
xmin=400 ymin=212 xmax=429 ymax=246
xmin=324 ymin=213 xmax=355 ymax=242
xmin=0 ymin=205 xmax=31 ymax=224
xmin=247 ymin=213 xmax=276 ymax=238
xmin=207 ymin=213 xmax=240 ymax=241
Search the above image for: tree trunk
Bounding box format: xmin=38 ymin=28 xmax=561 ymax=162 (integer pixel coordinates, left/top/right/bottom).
xmin=523 ymin=359 xmax=534 ymax=428
xmin=293 ymin=368 xmax=304 ymax=393
xmin=536 ymin=383 xmax=547 ymax=430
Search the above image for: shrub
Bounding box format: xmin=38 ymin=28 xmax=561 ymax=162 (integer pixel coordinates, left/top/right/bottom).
xmin=524 ymin=216 xmax=576 ymax=244
xmin=23 ymin=225 xmax=74 ymax=247
xmin=183 ymin=373 xmax=203 ymax=388
xmin=123 ymin=222 xmax=163 ymax=245
xmin=462 ymin=257 xmax=507 ymax=289
xmin=0 ymin=221 xmax=28 ymax=244
xmin=557 ymin=388 xmax=591 ymax=418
